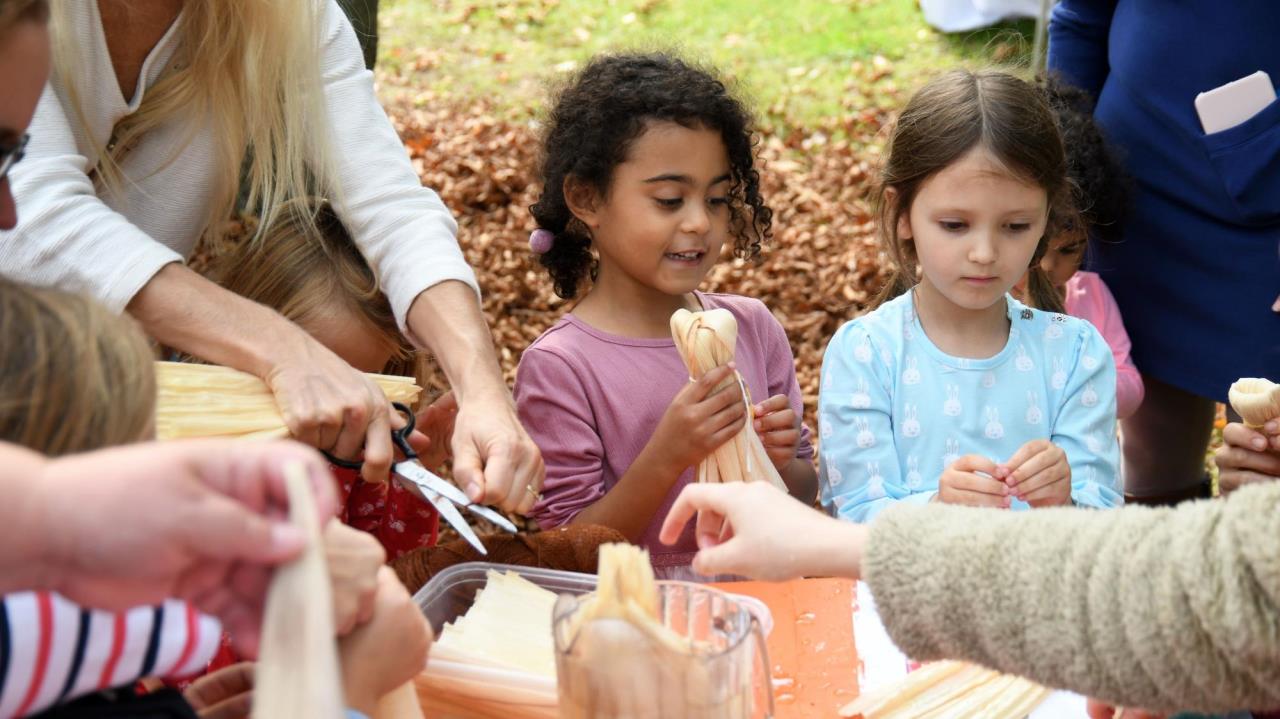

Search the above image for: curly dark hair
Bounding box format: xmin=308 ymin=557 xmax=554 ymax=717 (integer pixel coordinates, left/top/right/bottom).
xmin=529 ymin=52 xmax=772 ymax=299
xmin=1039 ymin=74 xmax=1130 ymax=245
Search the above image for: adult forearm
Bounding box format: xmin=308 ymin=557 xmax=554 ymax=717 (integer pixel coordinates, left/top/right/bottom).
xmin=405 ymin=281 xmax=507 ymax=404
xmin=0 ymin=445 xmax=58 ymax=594
xmin=126 ymin=263 xmax=311 ymax=374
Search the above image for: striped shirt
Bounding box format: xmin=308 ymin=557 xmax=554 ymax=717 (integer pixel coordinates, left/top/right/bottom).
xmin=0 ymin=592 xmax=220 ymax=718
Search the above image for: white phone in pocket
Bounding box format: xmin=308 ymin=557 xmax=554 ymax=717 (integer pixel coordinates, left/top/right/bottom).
xmin=1195 ymin=70 xmax=1276 ymax=134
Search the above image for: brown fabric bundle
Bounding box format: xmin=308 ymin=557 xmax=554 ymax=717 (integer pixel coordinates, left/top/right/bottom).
xmin=391 ymin=524 xmax=626 ymax=592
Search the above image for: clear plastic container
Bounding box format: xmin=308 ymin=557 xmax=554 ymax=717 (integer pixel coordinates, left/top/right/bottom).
xmin=413 ymin=563 xmax=597 ymax=719
xmin=412 ymin=563 xmax=774 ymax=718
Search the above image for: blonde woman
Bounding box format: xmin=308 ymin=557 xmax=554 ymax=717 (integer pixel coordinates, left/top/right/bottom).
xmin=0 ymin=0 xmax=543 ymax=510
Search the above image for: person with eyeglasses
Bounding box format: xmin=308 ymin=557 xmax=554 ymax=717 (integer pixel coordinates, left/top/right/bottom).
xmin=0 ymin=0 xmax=544 ymax=515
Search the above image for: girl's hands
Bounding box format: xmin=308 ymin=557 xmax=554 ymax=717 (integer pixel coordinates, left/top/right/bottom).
xmin=1000 ymin=439 xmax=1072 ymax=507
xmin=936 ymin=455 xmax=1011 ymax=508
xmin=184 ymin=662 xmax=254 ymax=719
xmin=339 ymin=567 xmax=433 ymax=717
xmin=1215 ymin=420 xmax=1280 ymax=496
xmin=410 ymin=391 xmax=458 ymax=471
xmin=754 ymin=394 xmax=801 ymax=472
xmin=322 ymin=521 xmax=385 ymax=636
xmin=648 ymin=364 xmax=747 ymax=476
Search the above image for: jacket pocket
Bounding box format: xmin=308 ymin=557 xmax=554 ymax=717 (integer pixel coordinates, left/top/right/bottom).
xmin=1201 ymin=96 xmax=1280 ymax=225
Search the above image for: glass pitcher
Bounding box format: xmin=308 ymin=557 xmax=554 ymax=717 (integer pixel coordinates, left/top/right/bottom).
xmin=553 ymin=581 xmax=773 ymax=719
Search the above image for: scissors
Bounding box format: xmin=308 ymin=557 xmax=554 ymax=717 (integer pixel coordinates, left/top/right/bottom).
xmin=323 ymin=402 xmax=517 ymax=555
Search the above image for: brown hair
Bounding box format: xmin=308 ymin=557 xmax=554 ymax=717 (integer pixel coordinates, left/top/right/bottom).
xmin=211 ymin=199 xmax=428 ymax=389
xmin=871 ymin=69 xmax=1070 ymax=314
xmin=0 ymin=0 xmax=48 ymax=36
xmin=0 ymin=279 xmax=157 ymax=455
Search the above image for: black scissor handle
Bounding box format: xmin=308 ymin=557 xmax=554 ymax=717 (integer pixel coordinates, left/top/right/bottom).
xmin=323 ymin=401 xmax=417 ymax=470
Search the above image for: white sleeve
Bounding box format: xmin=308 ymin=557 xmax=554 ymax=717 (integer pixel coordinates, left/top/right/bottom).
xmin=0 ymin=84 xmax=181 ymax=311
xmin=318 ymin=2 xmax=479 ymax=331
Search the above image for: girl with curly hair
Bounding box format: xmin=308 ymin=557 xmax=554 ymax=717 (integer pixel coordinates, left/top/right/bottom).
xmin=514 ymin=52 xmax=817 ymax=575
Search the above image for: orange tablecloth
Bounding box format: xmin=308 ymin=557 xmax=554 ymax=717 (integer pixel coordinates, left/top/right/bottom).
xmin=711 ymin=577 xmax=860 ymax=718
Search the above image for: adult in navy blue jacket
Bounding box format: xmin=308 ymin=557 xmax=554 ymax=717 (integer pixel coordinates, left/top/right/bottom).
xmin=1049 ymin=0 xmax=1280 ymax=505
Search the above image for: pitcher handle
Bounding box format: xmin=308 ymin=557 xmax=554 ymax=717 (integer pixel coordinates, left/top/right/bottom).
xmin=750 ymin=617 xmax=774 ymax=719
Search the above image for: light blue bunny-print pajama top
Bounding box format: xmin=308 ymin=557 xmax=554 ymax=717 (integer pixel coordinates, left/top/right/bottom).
xmin=818 ymin=290 xmax=1122 ymax=523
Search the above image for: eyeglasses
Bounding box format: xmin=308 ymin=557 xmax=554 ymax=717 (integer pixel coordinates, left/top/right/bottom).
xmin=0 ymin=133 xmax=30 ymax=183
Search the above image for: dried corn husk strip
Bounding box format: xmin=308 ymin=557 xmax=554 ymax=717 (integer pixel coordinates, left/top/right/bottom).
xmin=670 ymin=309 xmax=788 ymax=491
xmin=155 ymin=361 xmax=421 ymax=440
xmin=568 ymin=544 xmax=691 ymax=655
xmin=251 ymin=463 xmax=345 ymax=719
xmin=839 ymin=660 xmax=1051 ymax=719
xmin=432 ymin=569 xmax=560 ymax=677
xmin=1228 ymin=377 xmax=1280 ymax=429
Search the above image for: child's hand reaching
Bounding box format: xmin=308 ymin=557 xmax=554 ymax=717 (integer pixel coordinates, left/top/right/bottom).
xmin=184 ymin=661 xmax=254 ymax=719
xmin=323 ymin=520 xmax=386 ymax=636
xmin=753 ymin=394 xmax=800 ymax=472
xmin=410 ymin=391 xmax=458 ymax=471
xmin=936 ymin=455 xmax=1011 ymax=508
xmin=339 ymin=567 xmax=433 ymax=717
xmin=648 ymin=363 xmax=747 ymax=476
xmin=1000 ymin=439 xmax=1072 ymax=507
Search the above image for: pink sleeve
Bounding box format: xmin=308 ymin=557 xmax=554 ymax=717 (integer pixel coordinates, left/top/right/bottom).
xmin=1080 ymin=274 xmax=1145 ymax=419
xmin=514 ymin=347 xmax=606 ymax=530
xmin=761 ymin=310 xmax=815 ymax=461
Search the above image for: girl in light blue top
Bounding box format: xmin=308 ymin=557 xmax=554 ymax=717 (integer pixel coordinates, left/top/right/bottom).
xmin=819 ymin=70 xmax=1121 ymax=523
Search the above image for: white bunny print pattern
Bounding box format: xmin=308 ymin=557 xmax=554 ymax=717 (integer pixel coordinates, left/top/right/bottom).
xmin=851 ymin=377 xmax=872 ymax=409
xmin=816 ymin=291 xmax=1122 ymax=524
xmin=943 ymin=385 xmax=962 ymax=417
xmin=901 ymin=404 xmax=921 ymax=438
xmin=983 ymin=406 xmax=1005 ymax=439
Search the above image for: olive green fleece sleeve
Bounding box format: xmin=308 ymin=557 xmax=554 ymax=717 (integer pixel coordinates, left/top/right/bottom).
xmin=862 ymin=483 xmax=1280 ymax=713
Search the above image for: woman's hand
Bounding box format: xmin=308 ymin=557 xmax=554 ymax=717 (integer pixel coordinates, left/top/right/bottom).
xmin=1215 ymin=420 xmax=1280 ymax=496
xmin=264 ymin=332 xmax=396 ymax=485
xmin=936 ymin=455 xmax=1011 ymax=508
xmin=753 ymin=394 xmax=801 ymax=472
xmin=339 ymin=567 xmax=433 ymax=717
xmin=659 ymin=481 xmax=866 ymax=581
xmin=322 ymin=521 xmax=385 ymax=636
xmin=451 ymin=389 xmax=545 ymax=514
xmin=1001 ymin=439 xmax=1072 ymax=507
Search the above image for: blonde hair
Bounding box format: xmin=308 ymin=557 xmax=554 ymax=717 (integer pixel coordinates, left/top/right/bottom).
xmin=49 ymin=0 xmax=336 ymax=243
xmin=0 ymin=279 xmax=157 ymax=456
xmin=0 ymin=0 xmax=47 ymax=35
xmin=212 ymin=198 xmax=428 ymax=389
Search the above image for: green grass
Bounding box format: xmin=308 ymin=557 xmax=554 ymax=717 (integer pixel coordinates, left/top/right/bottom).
xmin=377 ymin=0 xmax=1035 ymax=129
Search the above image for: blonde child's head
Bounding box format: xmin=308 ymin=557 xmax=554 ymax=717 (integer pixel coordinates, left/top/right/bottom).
xmin=0 ymin=279 xmax=156 ymax=455
xmin=529 ymin=52 xmax=771 ymax=300
xmin=872 ymin=70 xmax=1072 ymax=314
xmin=213 ymin=198 xmax=426 ymax=384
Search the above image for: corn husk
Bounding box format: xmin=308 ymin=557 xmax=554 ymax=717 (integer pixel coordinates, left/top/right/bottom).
xmin=839 ymin=660 xmax=1052 ymax=719
xmin=154 ymin=361 xmax=421 ymax=440
xmin=670 ymin=309 xmax=788 ymax=491
xmin=1228 ymin=377 xmax=1280 ymax=429
xmin=251 ymin=462 xmax=345 ymax=719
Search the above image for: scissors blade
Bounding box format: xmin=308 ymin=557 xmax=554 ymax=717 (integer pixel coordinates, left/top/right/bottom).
xmin=424 ymin=486 xmax=487 ymax=555
xmin=394 ymin=461 xmax=519 ymax=534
